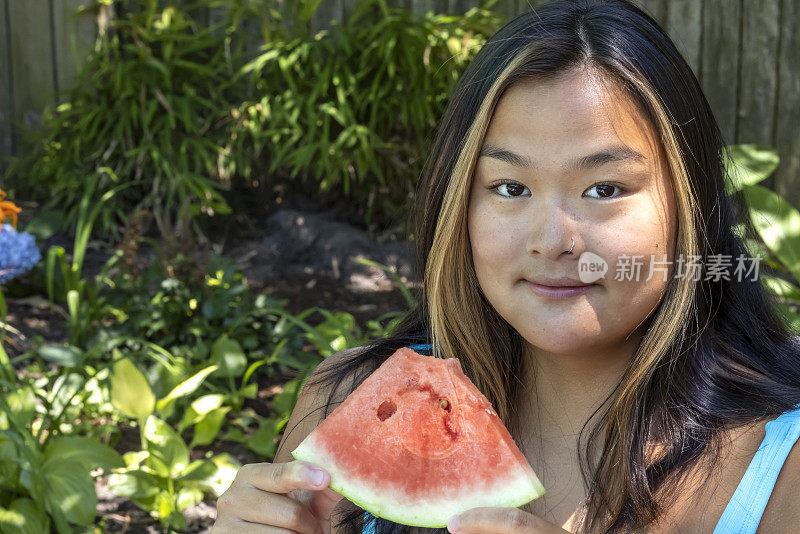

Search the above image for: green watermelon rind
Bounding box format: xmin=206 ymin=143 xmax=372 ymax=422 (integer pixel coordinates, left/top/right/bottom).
xmin=291 ymin=435 xmax=546 ymax=528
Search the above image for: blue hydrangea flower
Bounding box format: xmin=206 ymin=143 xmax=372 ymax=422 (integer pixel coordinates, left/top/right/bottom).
xmin=0 ymin=223 xmax=42 ymax=283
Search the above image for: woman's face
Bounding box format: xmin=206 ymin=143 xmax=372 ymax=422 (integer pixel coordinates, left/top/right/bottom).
xmin=467 ymin=67 xmax=677 ymax=357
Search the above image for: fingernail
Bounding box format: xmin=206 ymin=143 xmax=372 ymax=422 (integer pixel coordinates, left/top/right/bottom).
xmin=309 ymin=468 xmax=324 ymax=486
xmin=447 ymin=515 xmax=459 ymax=532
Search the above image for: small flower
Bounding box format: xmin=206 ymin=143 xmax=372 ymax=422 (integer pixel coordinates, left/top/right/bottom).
xmin=0 ymin=224 xmax=42 ymax=283
xmin=0 ymin=188 xmax=22 ymax=232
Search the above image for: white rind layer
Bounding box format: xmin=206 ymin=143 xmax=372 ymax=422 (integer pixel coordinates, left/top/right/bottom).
xmin=291 ymin=432 xmax=546 ymax=528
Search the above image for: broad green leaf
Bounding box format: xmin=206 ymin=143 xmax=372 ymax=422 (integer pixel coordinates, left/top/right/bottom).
xmin=156 ymin=364 xmax=218 ymax=414
xmin=176 ymin=486 xmax=204 ymax=511
xmin=761 ymin=275 xmax=800 ymax=301
xmin=110 ymin=354 xmax=155 ymax=420
xmin=156 ymin=492 xmax=173 ymax=523
xmin=240 ymin=382 xmax=257 ymax=399
xmin=246 ymin=416 xmax=281 ymax=458
xmin=775 ymin=302 xmax=800 ymax=335
xmin=202 ymin=453 xmax=240 ymax=496
xmin=108 ymin=470 xmax=160 ymax=499
xmin=178 ymin=459 xmax=218 ymax=482
xmin=37 ymin=345 xmax=83 ymax=367
xmin=211 ymin=335 xmax=247 ymax=377
xmin=0 ymin=498 xmax=50 ymax=534
xmin=723 ymin=144 xmax=780 ymax=194
xmin=42 ymin=436 xmax=123 ymax=474
xmin=177 ymin=394 xmax=226 ymax=433
xmin=42 ymin=461 xmax=97 ymax=526
xmin=23 ymin=209 xmax=64 ymax=241
xmin=144 ymin=416 xmax=189 ymax=476
xmin=742 ymin=184 xmax=800 ymax=283
xmin=5 ymin=387 xmax=36 ymax=429
xmin=273 ymin=377 xmax=302 ymax=416
xmin=0 ymin=435 xmax=18 ymax=484
xmin=190 ymin=406 xmax=230 ymax=448
xmin=122 ymin=450 xmax=149 ymax=469
xmin=191 ymin=394 xmax=226 ymax=416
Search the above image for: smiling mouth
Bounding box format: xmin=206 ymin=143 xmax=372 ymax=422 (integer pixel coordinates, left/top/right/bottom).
xmin=524 ymin=280 xmax=598 ymax=299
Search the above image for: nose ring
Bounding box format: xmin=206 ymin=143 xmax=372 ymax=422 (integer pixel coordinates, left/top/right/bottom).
xmin=567 ymin=237 xmax=574 ymax=255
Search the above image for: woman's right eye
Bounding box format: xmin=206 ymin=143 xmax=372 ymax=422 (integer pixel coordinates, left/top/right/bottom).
xmin=488 ymin=181 xmax=531 ymax=198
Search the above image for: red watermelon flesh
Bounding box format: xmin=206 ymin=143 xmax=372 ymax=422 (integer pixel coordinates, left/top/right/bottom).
xmin=291 ymin=347 xmax=546 ymax=528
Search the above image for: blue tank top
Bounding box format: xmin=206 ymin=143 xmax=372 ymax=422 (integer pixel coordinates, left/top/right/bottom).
xmin=712 ymin=401 xmax=800 ymax=533
xmin=361 ymin=345 xmax=800 ymax=533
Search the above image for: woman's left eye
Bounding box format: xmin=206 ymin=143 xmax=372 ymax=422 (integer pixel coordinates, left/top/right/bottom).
xmin=490 ymin=181 xmax=530 ymax=198
xmin=584 ymin=183 xmax=626 ymax=199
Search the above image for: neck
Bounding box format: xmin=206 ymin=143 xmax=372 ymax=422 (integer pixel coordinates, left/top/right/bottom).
xmin=515 ymin=327 xmax=646 ymax=447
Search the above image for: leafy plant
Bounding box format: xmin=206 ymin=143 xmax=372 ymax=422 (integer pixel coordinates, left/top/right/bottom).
xmin=107 ymin=350 xmax=239 ymax=529
xmin=42 ymin=168 xmax=131 ymax=346
xmin=232 ymin=0 xmax=503 ymax=230
xmin=724 ymin=144 xmax=800 ymax=332
xmin=0 ymin=344 xmax=123 ymax=533
xmin=5 ymin=0 xmax=240 ymax=242
xmin=6 ymin=0 xmax=505 ymax=241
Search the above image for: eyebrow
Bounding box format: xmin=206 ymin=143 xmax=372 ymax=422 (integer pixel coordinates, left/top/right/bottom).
xmin=478 ymin=143 xmax=646 ymax=171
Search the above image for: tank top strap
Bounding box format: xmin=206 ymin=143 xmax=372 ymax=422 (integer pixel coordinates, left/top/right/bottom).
xmin=406 ymin=343 xmax=434 ymax=354
xmin=362 ymin=512 xmax=376 ymax=534
xmin=713 ymin=402 xmax=800 ymax=534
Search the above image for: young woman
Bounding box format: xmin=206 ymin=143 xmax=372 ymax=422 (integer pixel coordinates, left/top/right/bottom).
xmin=211 ymin=0 xmax=800 ymax=532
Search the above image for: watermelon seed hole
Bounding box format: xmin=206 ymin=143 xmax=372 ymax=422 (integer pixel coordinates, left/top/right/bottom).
xmin=377 ymin=400 xmax=397 ymax=421
xmin=439 ymin=398 xmax=450 ymax=411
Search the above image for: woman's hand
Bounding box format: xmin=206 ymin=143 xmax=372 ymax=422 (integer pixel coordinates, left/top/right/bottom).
xmin=447 ymin=507 xmax=572 ymax=534
xmin=212 ymin=460 xmax=343 ymax=534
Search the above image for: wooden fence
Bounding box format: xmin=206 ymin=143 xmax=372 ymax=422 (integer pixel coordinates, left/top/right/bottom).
xmin=1 ymin=0 xmax=798 ymax=204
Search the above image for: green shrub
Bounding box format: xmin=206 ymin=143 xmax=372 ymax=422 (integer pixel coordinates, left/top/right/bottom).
xmin=5 ymin=0 xmax=506 ymax=241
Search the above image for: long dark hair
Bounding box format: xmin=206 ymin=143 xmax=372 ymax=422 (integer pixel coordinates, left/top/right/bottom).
xmin=275 ymin=1 xmax=800 ymax=532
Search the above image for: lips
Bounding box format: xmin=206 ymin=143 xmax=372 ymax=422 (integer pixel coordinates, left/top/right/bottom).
xmin=525 ymin=276 xmax=596 ymax=288
xmin=524 ymin=280 xmax=597 ymax=300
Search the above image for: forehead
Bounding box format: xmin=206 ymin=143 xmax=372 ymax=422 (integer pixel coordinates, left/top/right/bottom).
xmin=483 ymin=69 xmax=662 ymax=169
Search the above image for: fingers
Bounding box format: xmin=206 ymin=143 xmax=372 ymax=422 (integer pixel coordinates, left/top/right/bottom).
xmin=448 ymin=507 xmax=560 ymax=534
xmin=239 ymin=461 xmax=330 ymax=494
xmin=211 ymin=517 xmax=297 ymax=533
xmin=216 ymin=485 xmax=323 ymax=534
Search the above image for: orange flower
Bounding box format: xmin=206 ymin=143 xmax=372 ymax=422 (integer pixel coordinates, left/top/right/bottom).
xmin=0 ymin=188 xmax=22 ymax=233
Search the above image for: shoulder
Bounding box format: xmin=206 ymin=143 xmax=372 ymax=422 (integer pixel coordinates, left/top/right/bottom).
xmin=756 ymin=418 xmax=800 ymax=532
xmin=274 ymin=346 xmax=369 ymax=463
xmin=670 ymin=413 xmax=800 ymax=533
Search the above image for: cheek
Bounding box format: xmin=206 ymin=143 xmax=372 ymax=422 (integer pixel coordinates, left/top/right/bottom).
xmin=598 ymin=197 xmax=674 ymax=272
xmin=597 ymin=209 xmax=675 ymax=308
xmin=468 ymin=202 xmax=522 ymax=275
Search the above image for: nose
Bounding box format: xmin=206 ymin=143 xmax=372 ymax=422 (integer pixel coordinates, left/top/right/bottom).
xmin=525 ymin=205 xmax=579 ymax=260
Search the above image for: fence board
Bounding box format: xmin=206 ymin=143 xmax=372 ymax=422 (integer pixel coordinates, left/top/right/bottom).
xmin=8 ymin=0 xmax=55 ymax=141
xmin=664 ymin=0 xmax=701 ymax=77
xmin=343 ymin=0 xmax=358 ymax=20
xmin=310 ymin=0 xmax=344 ymax=34
xmin=634 ymin=0 xmax=669 ymax=27
xmin=0 ymin=0 xmax=12 ymax=157
xmin=492 ymin=0 xmax=518 ymax=22
xmin=516 ymin=0 xmax=550 ymax=14
xmin=408 ymin=0 xmax=438 ymax=16
xmin=52 ymin=0 xmax=96 ymax=105
xmin=737 ymin=0 xmax=779 ymax=147
xmin=773 ymin=0 xmax=800 ymax=207
xmin=449 ymin=0 xmax=473 ymax=14
xmin=700 ymin=0 xmax=740 ymax=147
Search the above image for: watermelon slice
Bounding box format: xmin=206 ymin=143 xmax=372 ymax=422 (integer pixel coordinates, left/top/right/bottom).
xmin=291 ymin=346 xmax=546 ymax=528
